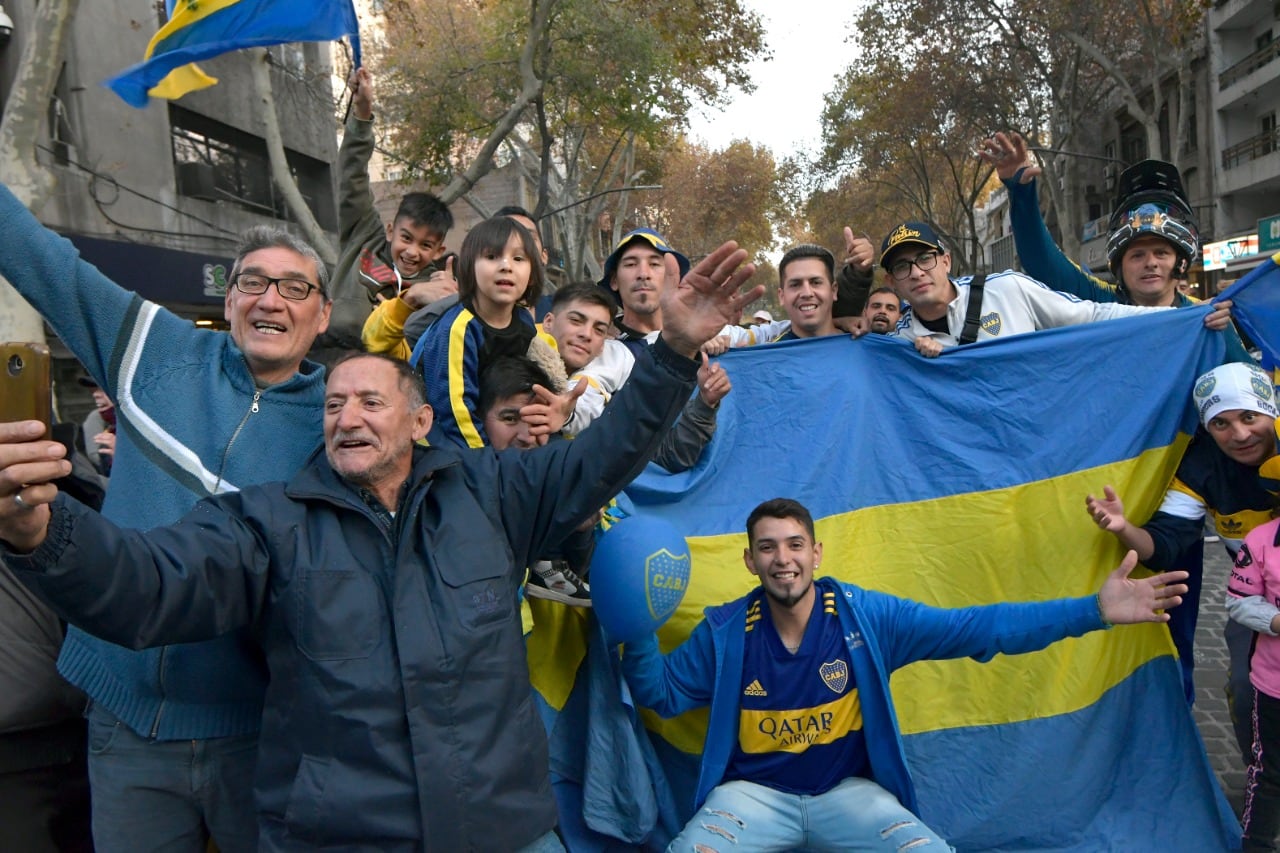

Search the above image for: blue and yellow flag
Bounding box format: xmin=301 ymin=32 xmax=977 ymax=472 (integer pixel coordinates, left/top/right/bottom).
xmin=530 ymin=302 xmax=1254 ymax=849
xmin=106 ymin=0 xmax=361 ymax=108
xmin=1223 ymin=250 xmax=1280 ymax=368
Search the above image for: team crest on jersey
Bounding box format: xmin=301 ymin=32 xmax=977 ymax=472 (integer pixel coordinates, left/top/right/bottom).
xmin=980 ymin=312 xmax=1002 ymax=336
xmin=819 ymin=659 xmax=849 ymax=694
xmin=1252 ymin=373 xmax=1274 ymax=403
xmin=645 ymin=548 xmax=691 ymax=621
xmin=1236 ymin=543 xmax=1254 ymax=568
xmin=1195 ymin=374 xmax=1216 ymax=398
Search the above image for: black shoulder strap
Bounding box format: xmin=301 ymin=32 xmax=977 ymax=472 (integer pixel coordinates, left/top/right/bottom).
xmin=958 ymin=274 xmax=986 ymax=345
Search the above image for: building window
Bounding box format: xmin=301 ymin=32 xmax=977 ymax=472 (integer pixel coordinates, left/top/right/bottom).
xmin=169 ymin=106 xmax=336 ymax=230
xmin=1123 ymin=136 xmax=1146 ymax=165
xmin=1263 ymin=112 xmax=1277 ymax=156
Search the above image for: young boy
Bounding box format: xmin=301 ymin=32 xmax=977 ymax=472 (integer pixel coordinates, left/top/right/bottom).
xmin=327 ymin=68 xmax=456 ymax=351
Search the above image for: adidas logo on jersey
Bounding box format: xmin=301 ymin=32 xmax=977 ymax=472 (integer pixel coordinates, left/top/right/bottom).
xmin=744 ymin=679 xmax=767 ymax=697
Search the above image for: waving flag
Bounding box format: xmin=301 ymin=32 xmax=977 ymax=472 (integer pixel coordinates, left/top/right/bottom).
xmin=528 ymin=303 xmax=1251 ymax=849
xmin=107 ymin=0 xmax=361 ymax=108
xmin=1222 ymin=250 xmax=1280 ymax=367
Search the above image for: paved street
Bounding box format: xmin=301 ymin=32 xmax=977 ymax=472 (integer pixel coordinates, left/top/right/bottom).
xmin=1194 ymin=540 xmax=1247 ymax=818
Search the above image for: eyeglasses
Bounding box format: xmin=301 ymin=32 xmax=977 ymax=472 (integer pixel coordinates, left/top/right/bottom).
xmin=232 ymin=273 xmax=322 ymax=301
xmin=888 ymin=251 xmax=941 ymax=281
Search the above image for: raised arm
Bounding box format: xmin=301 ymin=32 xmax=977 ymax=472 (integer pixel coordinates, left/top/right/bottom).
xmin=337 ymin=68 xmax=380 ymax=244
xmin=978 ymin=132 xmax=1119 ymax=302
xmin=0 ymin=184 xmax=150 ymax=390
xmin=499 ymin=242 xmax=762 ymax=565
xmin=833 ymin=226 xmax=877 ymax=316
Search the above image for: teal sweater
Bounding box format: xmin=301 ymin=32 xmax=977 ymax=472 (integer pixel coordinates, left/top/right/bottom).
xmin=0 ymin=183 xmax=326 ymax=739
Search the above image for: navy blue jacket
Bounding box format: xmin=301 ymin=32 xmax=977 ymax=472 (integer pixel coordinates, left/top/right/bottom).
xmin=8 ymin=339 xmax=698 ymax=852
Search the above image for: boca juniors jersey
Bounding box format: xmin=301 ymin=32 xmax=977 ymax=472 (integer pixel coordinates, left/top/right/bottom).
xmin=724 ymin=584 xmax=867 ymax=795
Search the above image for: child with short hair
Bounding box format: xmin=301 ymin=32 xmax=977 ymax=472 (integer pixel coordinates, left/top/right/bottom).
xmin=328 ymin=68 xmax=456 ymax=351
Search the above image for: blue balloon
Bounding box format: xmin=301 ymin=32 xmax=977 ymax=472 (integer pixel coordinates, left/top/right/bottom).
xmin=590 ymin=513 xmax=691 ymax=643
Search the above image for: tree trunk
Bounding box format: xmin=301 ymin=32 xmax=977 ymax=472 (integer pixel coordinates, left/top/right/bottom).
xmin=248 ymin=48 xmax=336 ymax=264
xmin=0 ymin=0 xmax=81 ymax=342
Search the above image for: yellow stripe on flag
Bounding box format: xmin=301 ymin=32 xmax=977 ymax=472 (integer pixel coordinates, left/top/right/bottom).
xmin=642 ymin=437 xmax=1188 ymax=754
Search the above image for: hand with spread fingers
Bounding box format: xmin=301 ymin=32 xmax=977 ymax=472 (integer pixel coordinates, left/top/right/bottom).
xmin=978 ymin=131 xmax=1041 ymax=184
xmin=1085 ymin=485 xmax=1128 ymax=533
xmin=659 ymin=241 xmax=763 ymax=358
xmin=0 ymin=420 xmax=68 ymax=552
xmin=1097 ymin=551 xmax=1189 ymax=625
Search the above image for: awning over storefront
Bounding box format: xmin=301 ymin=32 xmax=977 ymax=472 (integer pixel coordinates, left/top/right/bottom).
xmin=59 ymin=232 xmax=232 ymax=309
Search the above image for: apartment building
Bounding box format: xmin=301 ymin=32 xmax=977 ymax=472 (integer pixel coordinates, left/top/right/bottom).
xmin=1207 ymin=0 xmax=1280 ymax=278
xmin=0 ymin=2 xmax=341 ymax=411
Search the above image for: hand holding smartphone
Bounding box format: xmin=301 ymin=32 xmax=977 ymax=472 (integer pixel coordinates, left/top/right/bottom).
xmin=1 ymin=342 xmax=52 ymax=439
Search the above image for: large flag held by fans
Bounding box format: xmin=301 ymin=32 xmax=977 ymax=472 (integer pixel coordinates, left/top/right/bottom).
xmin=106 ymin=0 xmax=361 ymax=108
xmin=527 ymin=284 xmax=1280 ymax=849
xmin=1225 ymin=250 xmax=1280 ymax=370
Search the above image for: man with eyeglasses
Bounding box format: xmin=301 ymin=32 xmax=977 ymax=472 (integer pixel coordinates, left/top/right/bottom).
xmin=0 ymin=181 xmax=331 ymax=853
xmin=0 ymin=242 xmax=763 ymax=851
xmin=879 ymin=220 xmax=1175 ymax=358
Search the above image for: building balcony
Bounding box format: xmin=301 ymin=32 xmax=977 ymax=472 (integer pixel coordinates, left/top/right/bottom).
xmin=1220 ymin=35 xmax=1280 ymax=90
xmin=1219 ymin=129 xmax=1280 ymax=202
xmin=1223 ymin=126 xmax=1280 ymax=169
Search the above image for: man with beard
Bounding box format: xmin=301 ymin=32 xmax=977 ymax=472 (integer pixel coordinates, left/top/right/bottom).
xmin=600 ymin=228 xmax=789 ymax=354
xmin=622 ymin=497 xmax=1188 ymax=850
xmin=861 ymin=286 xmax=903 ymax=335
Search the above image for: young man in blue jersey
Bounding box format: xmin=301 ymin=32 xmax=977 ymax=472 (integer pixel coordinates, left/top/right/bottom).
xmin=622 ymin=498 xmax=1188 ymax=851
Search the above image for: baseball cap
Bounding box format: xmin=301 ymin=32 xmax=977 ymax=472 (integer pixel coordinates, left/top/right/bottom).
xmin=752 ymin=309 xmax=774 ymax=323
xmin=597 ymin=228 xmax=691 ymax=303
xmin=880 ymin=221 xmax=945 ymax=270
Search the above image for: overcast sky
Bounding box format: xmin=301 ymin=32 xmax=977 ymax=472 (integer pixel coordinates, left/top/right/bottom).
xmin=684 ymin=0 xmax=859 ymax=161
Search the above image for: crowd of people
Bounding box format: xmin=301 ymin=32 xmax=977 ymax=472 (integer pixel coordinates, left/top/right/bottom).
xmin=0 ymin=66 xmax=1275 ymax=853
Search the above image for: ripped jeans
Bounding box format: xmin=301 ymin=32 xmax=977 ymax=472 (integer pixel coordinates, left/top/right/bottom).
xmin=666 ymin=777 xmax=951 ymax=852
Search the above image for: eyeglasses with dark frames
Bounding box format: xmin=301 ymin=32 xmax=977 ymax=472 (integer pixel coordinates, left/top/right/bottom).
xmin=232 ymin=273 xmax=322 ymax=301
xmin=888 ymin=250 xmax=942 ymax=281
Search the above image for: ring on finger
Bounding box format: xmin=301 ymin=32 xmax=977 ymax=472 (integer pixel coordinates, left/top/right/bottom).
xmin=13 ymin=493 xmax=30 ymax=510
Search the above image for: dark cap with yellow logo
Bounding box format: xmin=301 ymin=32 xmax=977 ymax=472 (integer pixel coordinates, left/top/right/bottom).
xmin=880 ymin=221 xmax=945 ymax=269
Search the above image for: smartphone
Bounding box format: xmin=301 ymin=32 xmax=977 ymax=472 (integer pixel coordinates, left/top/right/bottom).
xmin=1 ymin=342 xmax=52 ymax=439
